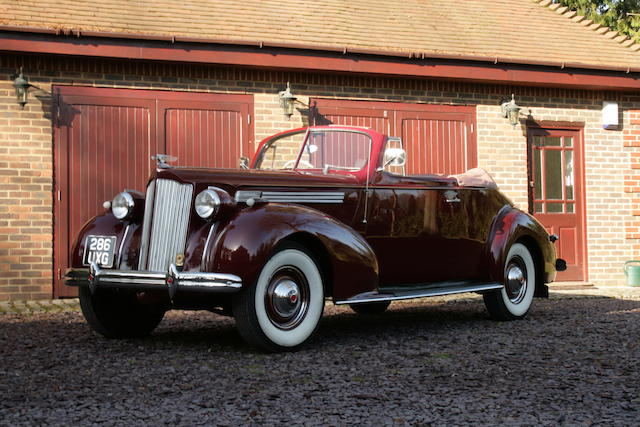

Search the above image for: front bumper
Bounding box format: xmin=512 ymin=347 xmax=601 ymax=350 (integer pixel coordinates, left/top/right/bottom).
xmin=65 ymin=262 xmax=242 ymax=300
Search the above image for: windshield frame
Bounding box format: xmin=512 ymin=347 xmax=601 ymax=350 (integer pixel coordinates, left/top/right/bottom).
xmin=252 ymin=128 xmax=308 ymax=170
xmin=292 ymin=128 xmax=373 ymax=174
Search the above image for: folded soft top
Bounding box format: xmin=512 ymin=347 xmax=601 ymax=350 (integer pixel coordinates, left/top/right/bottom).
xmin=450 ymin=168 xmax=498 ymax=189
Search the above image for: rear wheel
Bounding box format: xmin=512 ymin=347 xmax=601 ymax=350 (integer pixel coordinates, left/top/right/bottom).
xmin=233 ymin=244 xmax=325 ymax=352
xmin=349 ymin=301 xmax=390 ymax=315
xmin=79 ymin=287 xmax=165 ymax=338
xmin=483 ymin=243 xmax=536 ymax=320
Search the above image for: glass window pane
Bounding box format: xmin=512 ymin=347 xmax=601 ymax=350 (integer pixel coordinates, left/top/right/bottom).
xmin=301 ymin=130 xmax=370 ymax=171
xmin=534 ymin=149 xmax=542 ymax=199
xmin=547 ymin=203 xmax=563 ymax=213
xmin=533 ymin=136 xmax=543 ymax=147
xmin=564 ymin=150 xmax=574 ymax=200
xmin=564 ymin=137 xmax=573 ymax=147
xmin=566 ymin=203 xmax=574 ymax=213
xmin=545 ymin=137 xmax=561 ymax=147
xmin=535 ymin=202 xmax=543 ymax=213
xmin=255 ymin=132 xmax=305 ymax=170
xmin=545 ymin=150 xmax=563 ymax=200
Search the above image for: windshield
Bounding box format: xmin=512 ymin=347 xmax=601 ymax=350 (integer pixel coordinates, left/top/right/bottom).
xmin=255 ymin=129 xmax=372 ymax=173
xmin=298 ymin=130 xmax=371 ymax=172
xmin=254 ymin=130 xmax=307 ymax=170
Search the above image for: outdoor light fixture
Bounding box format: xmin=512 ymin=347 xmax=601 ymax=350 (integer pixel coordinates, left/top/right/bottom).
xmin=602 ymin=100 xmax=619 ymax=129
xmin=278 ymin=82 xmax=297 ymax=117
xmin=501 ymin=94 xmax=522 ymax=128
xmin=13 ymin=67 xmax=32 ymax=109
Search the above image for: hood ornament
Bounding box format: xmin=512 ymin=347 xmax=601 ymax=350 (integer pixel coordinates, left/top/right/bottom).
xmin=152 ymin=154 xmax=177 ymax=169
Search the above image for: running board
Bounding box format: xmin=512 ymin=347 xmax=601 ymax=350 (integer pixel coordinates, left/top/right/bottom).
xmin=335 ymin=282 xmax=503 ymax=305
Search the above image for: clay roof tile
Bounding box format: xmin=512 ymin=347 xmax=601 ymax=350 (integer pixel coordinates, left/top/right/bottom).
xmin=0 ymin=0 xmax=638 ymax=71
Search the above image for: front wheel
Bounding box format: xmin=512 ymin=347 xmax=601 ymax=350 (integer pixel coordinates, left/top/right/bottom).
xmin=232 ymin=244 xmax=325 ymax=352
xmin=483 ymin=243 xmax=536 ymax=320
xmin=79 ymin=287 xmax=165 ymax=338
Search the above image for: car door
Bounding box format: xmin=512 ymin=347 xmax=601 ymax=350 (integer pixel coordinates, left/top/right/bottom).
xmin=365 ymin=170 xmax=486 ymax=286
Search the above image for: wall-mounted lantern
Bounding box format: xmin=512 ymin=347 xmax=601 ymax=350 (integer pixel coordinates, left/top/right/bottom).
xmin=13 ymin=67 xmax=32 ymax=109
xmin=501 ymin=94 xmax=522 ymax=128
xmin=278 ymin=82 xmax=297 ymax=117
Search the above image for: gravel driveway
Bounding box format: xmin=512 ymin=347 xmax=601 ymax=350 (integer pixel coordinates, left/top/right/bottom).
xmin=1 ymin=294 xmax=639 ymax=426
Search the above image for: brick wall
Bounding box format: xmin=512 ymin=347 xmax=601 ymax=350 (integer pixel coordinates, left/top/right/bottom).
xmin=0 ymin=53 xmax=636 ymax=299
xmin=0 ymin=68 xmax=54 ymax=301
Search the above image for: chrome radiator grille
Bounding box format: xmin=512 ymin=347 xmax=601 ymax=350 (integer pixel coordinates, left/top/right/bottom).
xmin=138 ymin=179 xmax=193 ymax=271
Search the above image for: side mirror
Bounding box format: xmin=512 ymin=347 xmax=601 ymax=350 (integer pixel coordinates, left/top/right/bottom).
xmin=383 ymin=147 xmax=406 ymax=168
xmin=239 ymin=156 xmax=249 ymax=170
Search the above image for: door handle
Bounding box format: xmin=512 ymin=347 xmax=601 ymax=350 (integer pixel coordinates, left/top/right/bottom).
xmin=443 ymin=190 xmax=461 ymax=203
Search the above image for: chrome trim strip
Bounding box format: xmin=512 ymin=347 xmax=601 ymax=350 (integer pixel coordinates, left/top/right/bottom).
xmin=335 ymin=282 xmax=504 ymax=305
xmin=200 ymin=222 xmax=218 ymax=270
xmin=116 ymin=224 xmax=131 ymax=268
xmin=103 ymin=277 xmax=167 ymax=286
xmin=138 ymin=179 xmax=155 ymax=269
xmin=235 ymin=190 xmax=345 ymax=204
xmin=235 ymin=190 xmax=261 ymax=203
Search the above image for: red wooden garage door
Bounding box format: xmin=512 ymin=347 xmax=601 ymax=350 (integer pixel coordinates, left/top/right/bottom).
xmin=311 ymin=99 xmax=476 ymax=175
xmin=53 ymin=87 xmax=253 ymax=297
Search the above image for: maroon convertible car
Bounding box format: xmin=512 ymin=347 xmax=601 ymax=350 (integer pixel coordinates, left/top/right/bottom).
xmin=65 ymin=126 xmax=565 ymax=351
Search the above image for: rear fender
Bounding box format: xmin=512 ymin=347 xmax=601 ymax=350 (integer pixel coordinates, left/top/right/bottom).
xmin=487 ymin=206 xmax=556 ymax=296
xmin=204 ymin=204 xmax=379 ymax=301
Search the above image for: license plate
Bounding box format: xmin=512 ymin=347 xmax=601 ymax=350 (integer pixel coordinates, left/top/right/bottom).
xmin=83 ymin=235 xmax=117 ymax=268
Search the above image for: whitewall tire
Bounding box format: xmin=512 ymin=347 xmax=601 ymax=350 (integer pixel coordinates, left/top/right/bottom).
xmin=233 ymin=244 xmax=325 ymax=352
xmin=483 ymin=243 xmax=536 ymax=320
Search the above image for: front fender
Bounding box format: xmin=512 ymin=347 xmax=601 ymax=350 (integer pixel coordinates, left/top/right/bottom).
xmin=205 ymin=203 xmax=379 ymax=301
xmin=69 ymin=213 xmax=142 ymax=270
xmin=487 ymin=206 xmax=557 ymax=291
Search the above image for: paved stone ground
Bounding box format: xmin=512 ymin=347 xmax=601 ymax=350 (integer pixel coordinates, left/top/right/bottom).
xmin=1 ymin=286 xmax=639 ymax=425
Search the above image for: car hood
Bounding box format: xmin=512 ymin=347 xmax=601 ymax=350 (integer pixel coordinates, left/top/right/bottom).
xmin=153 ymin=167 xmax=361 ymax=192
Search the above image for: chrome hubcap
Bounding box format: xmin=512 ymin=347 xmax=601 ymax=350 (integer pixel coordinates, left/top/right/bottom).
xmin=271 ymin=279 xmax=301 ymax=318
xmin=505 ymin=257 xmax=527 ymax=304
xmin=265 ymin=267 xmax=309 ymax=330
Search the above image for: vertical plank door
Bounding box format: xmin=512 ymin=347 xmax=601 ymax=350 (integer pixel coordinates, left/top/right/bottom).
xmin=54 ymin=87 xmax=157 ymax=297
xmin=528 ymin=127 xmax=587 ymax=281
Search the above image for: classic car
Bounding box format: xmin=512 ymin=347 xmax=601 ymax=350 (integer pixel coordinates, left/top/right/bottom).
xmin=65 ymin=125 xmax=565 ymax=352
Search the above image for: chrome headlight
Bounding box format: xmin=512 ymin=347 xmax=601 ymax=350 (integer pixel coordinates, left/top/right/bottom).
xmin=112 ymin=192 xmax=135 ymax=220
xmin=195 ymin=189 xmax=221 ymax=219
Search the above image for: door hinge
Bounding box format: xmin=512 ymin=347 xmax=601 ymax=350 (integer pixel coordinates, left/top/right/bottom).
xmin=383 ymin=110 xmax=388 ymax=118
xmin=57 ymin=190 xmax=62 ymax=201
xmin=247 ymin=115 xmax=251 ymax=125
xmin=57 ymin=268 xmax=62 ymax=280
xmin=471 ymin=123 xmax=474 ymax=133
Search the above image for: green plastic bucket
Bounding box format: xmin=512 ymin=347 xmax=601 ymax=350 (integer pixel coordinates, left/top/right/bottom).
xmin=624 ymin=261 xmax=640 ymax=287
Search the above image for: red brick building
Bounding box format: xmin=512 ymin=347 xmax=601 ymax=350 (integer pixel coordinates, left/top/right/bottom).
xmin=1 ymin=0 xmax=640 ymax=300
